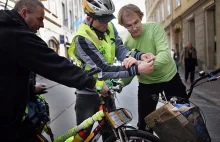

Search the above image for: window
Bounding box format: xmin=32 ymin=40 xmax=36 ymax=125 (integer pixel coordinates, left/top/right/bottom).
xmin=161 ymin=2 xmax=165 ymax=21
xmin=49 ymin=40 xmax=59 ymax=53
xmin=167 ymin=0 xmax=171 ymax=16
xmin=50 ymin=0 xmax=57 ymax=14
xmin=62 ymin=3 xmax=68 ymax=27
xmin=154 ymin=12 xmax=157 ymax=22
xmin=70 ymin=10 xmax=74 ymax=30
xmin=74 ymin=0 xmax=79 ymax=16
xmin=176 ymin=0 xmax=181 ymax=8
xmin=157 ymin=8 xmax=160 ymax=22
xmin=78 ymin=0 xmax=82 ymax=16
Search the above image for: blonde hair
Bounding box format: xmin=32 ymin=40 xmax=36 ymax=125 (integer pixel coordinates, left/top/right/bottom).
xmin=118 ymin=4 xmax=143 ymax=26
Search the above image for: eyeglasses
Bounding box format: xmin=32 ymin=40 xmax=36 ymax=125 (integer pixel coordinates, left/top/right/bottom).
xmin=124 ymin=20 xmax=141 ymax=31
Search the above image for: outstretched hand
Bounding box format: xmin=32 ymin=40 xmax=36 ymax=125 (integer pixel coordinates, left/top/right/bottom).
xmin=35 ymin=83 xmax=47 ymax=94
xmin=101 ymin=83 xmax=109 ymax=97
xmin=123 ymin=57 xmax=138 ymax=68
xmin=140 ymin=53 xmax=156 ymax=62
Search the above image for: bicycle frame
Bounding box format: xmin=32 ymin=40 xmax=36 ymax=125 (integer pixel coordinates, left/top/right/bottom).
xmin=54 ymin=79 xmax=133 ymax=142
xmin=54 ymin=68 xmax=160 ymax=142
xmin=85 ymin=94 xmax=133 ymax=142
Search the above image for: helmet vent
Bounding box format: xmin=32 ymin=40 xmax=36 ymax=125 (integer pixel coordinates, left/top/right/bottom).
xmin=93 ymin=2 xmax=101 ymax=8
xmin=109 ymin=2 xmax=112 ymax=9
xmin=104 ymin=4 xmax=109 ymax=9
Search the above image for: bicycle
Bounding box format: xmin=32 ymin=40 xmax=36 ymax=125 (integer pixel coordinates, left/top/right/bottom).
xmin=53 ymin=67 xmax=160 ymax=142
xmin=145 ymin=68 xmax=220 ymax=142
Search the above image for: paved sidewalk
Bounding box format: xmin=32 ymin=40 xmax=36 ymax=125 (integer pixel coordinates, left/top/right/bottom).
xmin=178 ymin=68 xmax=220 ymax=108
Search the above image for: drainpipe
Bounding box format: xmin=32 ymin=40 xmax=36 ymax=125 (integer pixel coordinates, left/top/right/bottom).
xmin=4 ymin=0 xmax=8 ymax=10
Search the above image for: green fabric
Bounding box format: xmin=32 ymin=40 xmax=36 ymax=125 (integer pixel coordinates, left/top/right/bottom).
xmin=68 ymin=22 xmax=115 ymax=71
xmin=123 ymin=22 xmax=176 ymax=85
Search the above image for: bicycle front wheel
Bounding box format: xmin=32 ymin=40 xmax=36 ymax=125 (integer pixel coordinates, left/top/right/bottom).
xmin=105 ymin=130 xmax=160 ymax=142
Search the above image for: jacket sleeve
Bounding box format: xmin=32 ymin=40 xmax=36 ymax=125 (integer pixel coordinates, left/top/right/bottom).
xmin=75 ymin=35 xmax=139 ymax=79
xmin=15 ymin=30 xmax=96 ymax=90
xmin=28 ymin=72 xmax=36 ymax=96
xmin=153 ymin=23 xmax=173 ymax=70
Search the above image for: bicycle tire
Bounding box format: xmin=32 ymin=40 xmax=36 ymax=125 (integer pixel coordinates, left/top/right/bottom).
xmin=105 ymin=130 xmax=160 ymax=142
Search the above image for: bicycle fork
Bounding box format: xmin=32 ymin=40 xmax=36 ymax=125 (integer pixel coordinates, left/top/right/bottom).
xmin=112 ymin=127 xmax=129 ymax=142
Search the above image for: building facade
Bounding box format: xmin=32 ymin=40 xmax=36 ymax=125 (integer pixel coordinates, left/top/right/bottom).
xmin=145 ymin=0 xmax=220 ymax=70
xmin=0 ymin=0 xmax=84 ymax=58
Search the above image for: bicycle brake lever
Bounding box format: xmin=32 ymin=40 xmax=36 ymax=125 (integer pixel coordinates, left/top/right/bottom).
xmin=208 ymin=73 xmax=217 ymax=82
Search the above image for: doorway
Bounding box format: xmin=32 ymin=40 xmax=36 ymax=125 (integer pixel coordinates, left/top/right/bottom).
xmin=205 ymin=6 xmax=216 ymax=69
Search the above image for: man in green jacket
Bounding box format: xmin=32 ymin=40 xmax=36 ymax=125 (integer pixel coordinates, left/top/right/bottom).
xmin=118 ymin=4 xmax=188 ymax=133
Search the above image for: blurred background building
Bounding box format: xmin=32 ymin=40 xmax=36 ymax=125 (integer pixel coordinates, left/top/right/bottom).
xmin=1 ymin=0 xmax=219 ymax=70
xmin=145 ymin=0 xmax=220 ymax=70
xmin=0 ymin=0 xmax=84 ymax=59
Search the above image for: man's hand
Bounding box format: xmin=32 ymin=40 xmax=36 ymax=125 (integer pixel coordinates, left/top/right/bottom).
xmin=123 ymin=57 xmax=138 ymax=68
xmin=137 ymin=60 xmax=154 ymax=74
xmin=140 ymin=53 xmax=156 ymax=62
xmin=101 ymin=83 xmax=109 ymax=97
xmin=34 ymin=83 xmax=47 ymax=94
xmin=95 ymin=81 xmax=109 ymax=97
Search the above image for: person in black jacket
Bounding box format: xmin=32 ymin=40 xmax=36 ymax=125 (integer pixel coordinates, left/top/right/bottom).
xmin=0 ymin=0 xmax=101 ymax=141
xmin=172 ymin=48 xmax=180 ymax=71
xmin=180 ymin=42 xmax=198 ymax=84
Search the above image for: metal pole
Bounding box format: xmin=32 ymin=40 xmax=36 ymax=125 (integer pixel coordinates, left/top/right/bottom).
xmin=4 ymin=0 xmax=9 ymax=10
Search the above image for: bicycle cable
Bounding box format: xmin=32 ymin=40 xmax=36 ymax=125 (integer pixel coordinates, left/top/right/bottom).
xmin=186 ymin=80 xmax=208 ymax=92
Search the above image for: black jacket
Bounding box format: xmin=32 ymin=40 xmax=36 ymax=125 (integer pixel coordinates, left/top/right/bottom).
xmin=0 ymin=9 xmax=96 ymax=137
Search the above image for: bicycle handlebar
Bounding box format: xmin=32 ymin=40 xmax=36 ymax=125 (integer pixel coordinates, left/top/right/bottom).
xmin=187 ymin=68 xmax=220 ymax=98
xmin=208 ymin=68 xmax=220 ymax=76
xmin=84 ymin=68 xmax=123 ymax=96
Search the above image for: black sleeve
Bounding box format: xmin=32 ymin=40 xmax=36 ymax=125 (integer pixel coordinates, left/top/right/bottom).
xmin=28 ymin=72 xmax=36 ymax=96
xmin=14 ymin=30 xmax=96 ymax=90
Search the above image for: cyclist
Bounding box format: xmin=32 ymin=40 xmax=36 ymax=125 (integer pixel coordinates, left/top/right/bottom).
xmin=68 ymin=0 xmax=155 ymax=140
xmin=0 ymin=0 xmax=102 ymax=140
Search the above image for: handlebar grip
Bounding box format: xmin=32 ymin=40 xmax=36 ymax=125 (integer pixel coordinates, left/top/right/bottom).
xmin=209 ymin=68 xmax=220 ymax=75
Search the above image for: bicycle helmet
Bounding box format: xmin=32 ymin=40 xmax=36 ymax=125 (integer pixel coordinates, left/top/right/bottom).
xmin=83 ymin=0 xmax=115 ymax=23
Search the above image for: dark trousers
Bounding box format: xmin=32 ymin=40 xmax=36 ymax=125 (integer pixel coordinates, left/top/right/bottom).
xmin=137 ymin=73 xmax=187 ymax=132
xmin=185 ymin=66 xmax=195 ymax=83
xmin=75 ymin=94 xmax=112 ymax=141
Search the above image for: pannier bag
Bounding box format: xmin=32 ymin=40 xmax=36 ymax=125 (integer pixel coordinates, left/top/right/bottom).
xmin=145 ymin=103 xmax=211 ymax=142
xmin=22 ymin=94 xmax=54 ymax=141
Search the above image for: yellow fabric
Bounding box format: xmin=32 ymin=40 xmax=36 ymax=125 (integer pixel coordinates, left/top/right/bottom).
xmin=68 ymin=22 xmax=116 ymax=71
